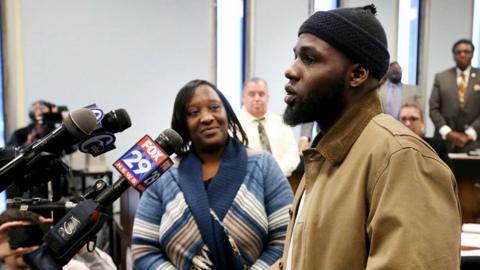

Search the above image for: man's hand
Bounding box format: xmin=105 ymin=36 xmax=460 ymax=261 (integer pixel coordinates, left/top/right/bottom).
xmin=446 ymin=131 xmax=470 ymax=148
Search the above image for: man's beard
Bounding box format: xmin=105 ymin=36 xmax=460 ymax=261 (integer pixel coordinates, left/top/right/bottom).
xmin=283 ymin=76 xmax=346 ymax=131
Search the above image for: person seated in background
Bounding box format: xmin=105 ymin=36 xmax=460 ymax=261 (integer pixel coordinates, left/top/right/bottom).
xmin=132 ymin=79 xmax=293 ymax=269
xmin=378 ymin=61 xmax=422 ymax=119
xmin=236 ymin=77 xmax=300 ymax=177
xmin=399 ymin=102 xmax=450 ymax=165
xmin=0 ymin=209 xmax=115 ymax=270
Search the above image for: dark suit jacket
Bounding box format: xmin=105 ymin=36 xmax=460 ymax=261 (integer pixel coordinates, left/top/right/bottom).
xmin=429 ymin=67 xmax=480 ymax=151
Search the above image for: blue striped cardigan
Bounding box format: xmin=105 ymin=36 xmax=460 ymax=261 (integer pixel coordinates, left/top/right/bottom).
xmin=132 ymin=148 xmax=293 ymax=270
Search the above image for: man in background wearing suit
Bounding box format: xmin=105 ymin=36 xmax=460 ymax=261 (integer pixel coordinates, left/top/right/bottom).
xmin=379 ymin=61 xmax=422 ymax=119
xmin=429 ymin=39 xmax=480 ymax=153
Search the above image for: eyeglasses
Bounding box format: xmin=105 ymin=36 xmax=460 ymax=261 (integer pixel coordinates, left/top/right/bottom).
xmin=400 ymin=116 xmax=420 ymax=123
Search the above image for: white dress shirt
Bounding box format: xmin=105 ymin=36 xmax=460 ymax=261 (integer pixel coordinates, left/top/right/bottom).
xmin=237 ymin=107 xmax=300 ymax=177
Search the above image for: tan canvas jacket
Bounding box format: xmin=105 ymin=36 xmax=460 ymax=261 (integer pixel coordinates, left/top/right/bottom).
xmin=272 ymin=91 xmax=461 ymax=270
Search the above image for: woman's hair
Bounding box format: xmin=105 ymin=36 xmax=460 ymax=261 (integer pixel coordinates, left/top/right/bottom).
xmin=171 ymin=79 xmax=248 ymax=154
xmin=401 ymin=101 xmax=424 ymax=122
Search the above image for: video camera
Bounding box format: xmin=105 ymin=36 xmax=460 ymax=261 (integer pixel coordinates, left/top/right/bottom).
xmin=7 ymin=222 xmax=51 ymax=250
xmin=4 ymin=178 xmax=110 ymax=252
xmin=30 ymin=105 xmax=69 ymax=141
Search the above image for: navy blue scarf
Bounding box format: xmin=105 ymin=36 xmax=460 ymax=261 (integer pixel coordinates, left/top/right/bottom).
xmin=178 ymin=138 xmax=247 ymax=270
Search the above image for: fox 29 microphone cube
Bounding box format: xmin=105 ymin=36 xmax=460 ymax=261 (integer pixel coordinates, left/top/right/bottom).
xmin=113 ymin=135 xmax=173 ymax=192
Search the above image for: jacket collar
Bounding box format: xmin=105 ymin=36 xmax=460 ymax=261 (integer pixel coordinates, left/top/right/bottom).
xmin=314 ymin=90 xmax=382 ymax=165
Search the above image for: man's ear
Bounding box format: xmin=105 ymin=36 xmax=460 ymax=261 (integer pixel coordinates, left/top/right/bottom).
xmin=348 ymin=64 xmax=369 ymax=87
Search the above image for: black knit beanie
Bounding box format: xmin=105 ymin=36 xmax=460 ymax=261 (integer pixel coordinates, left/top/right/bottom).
xmin=298 ymin=4 xmax=390 ymax=80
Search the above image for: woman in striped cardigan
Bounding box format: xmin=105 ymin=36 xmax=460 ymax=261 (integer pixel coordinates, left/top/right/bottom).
xmin=132 ymin=80 xmax=293 ymax=270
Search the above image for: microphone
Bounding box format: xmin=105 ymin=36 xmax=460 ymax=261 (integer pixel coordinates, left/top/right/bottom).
xmin=100 ymin=108 xmax=132 ymax=133
xmin=95 ymin=128 xmax=183 ymax=205
xmin=0 ymin=108 xmax=97 ymax=191
xmin=24 ymin=199 xmax=108 ymax=269
xmin=23 ymin=129 xmax=183 ymax=269
xmin=78 ymin=108 xmax=132 ymax=156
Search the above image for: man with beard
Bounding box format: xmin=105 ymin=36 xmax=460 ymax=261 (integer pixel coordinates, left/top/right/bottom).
xmin=272 ymin=5 xmax=461 ymax=270
xmin=378 ymin=61 xmax=422 ymax=119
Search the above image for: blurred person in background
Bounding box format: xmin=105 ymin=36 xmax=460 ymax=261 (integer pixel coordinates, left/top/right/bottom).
xmin=429 ymin=39 xmax=480 ymax=153
xmin=5 ymin=100 xmax=68 ymax=200
xmin=399 ymin=102 xmax=450 ymax=165
xmin=237 ymin=77 xmax=299 ymax=177
xmin=378 ymin=61 xmax=422 ymax=119
xmin=7 ymin=100 xmax=64 ymax=147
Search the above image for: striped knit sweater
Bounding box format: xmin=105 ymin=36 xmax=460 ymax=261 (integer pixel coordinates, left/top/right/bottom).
xmin=132 ymin=148 xmax=293 ymax=270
